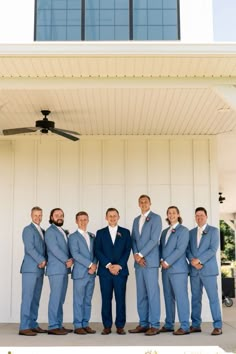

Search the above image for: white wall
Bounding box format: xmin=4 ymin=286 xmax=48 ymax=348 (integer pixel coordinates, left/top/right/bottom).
xmin=0 ymin=0 xmax=216 ymax=43
xmin=0 ymin=136 xmax=219 ymax=324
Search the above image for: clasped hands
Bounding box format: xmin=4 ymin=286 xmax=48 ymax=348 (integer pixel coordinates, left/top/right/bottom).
xmin=66 ymin=258 xmax=73 ymax=268
xmin=108 ymin=264 xmax=122 ymax=275
xmin=38 ymin=260 xmax=47 ymax=269
xmin=134 ymin=254 xmax=146 ymax=267
xmin=88 ymin=263 xmax=97 ymax=275
xmin=191 ymin=258 xmax=203 ymax=270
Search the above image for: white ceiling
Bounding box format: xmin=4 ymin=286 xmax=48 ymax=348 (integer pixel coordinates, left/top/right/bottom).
xmin=0 ymin=42 xmax=236 ymax=215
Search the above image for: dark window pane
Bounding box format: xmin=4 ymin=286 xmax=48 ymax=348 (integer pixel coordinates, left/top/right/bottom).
xmin=163 ymin=25 xmax=178 ymax=40
xmin=51 ymin=26 xmax=67 ymax=40
xmin=52 ymin=10 xmax=67 ymax=25
xmin=115 ymin=10 xmax=129 ymax=25
xmin=165 ymin=0 xmax=177 ymax=9
xmin=163 ymin=9 xmax=177 ymax=25
xmin=37 ymin=0 xmax=51 ymax=10
xmin=68 ymin=0 xmax=81 ymax=9
xmin=147 ymin=0 xmax=162 ymax=8
xmin=67 ymin=26 xmax=81 ymax=39
xmin=100 ymin=10 xmax=114 ymax=25
xmin=134 ymin=26 xmax=148 ymax=40
xmin=37 ymin=26 xmax=51 ymax=40
xmin=86 ymin=9 xmax=99 ymax=25
xmin=100 ymin=0 xmax=115 ymax=9
xmin=115 ymin=26 xmax=129 ymax=39
xmin=148 ymin=25 xmax=163 ymax=39
xmin=52 ymin=0 xmax=67 ymax=9
xmin=148 ymin=9 xmax=162 ymax=25
xmin=86 ymin=0 xmax=99 ymax=9
xmin=85 ymin=26 xmax=99 ymax=40
xmin=115 ymin=0 xmax=129 ymax=9
xmin=134 ymin=9 xmax=147 ymax=25
xmin=100 ymin=26 xmax=115 ymax=40
xmin=37 ymin=10 xmax=51 ymax=26
xmin=68 ymin=10 xmax=81 ymax=25
xmin=133 ymin=0 xmax=147 ymax=9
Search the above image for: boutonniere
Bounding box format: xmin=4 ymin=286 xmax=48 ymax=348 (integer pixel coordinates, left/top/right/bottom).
xmin=89 ymin=233 xmax=95 ymax=238
xmin=64 ymin=229 xmax=70 ymax=236
xmin=171 ymin=228 xmax=176 ymax=233
xmin=202 ymin=230 xmax=207 ymax=235
xmin=116 ymin=232 xmax=122 ymax=238
xmin=146 ymin=217 xmax=150 ymax=222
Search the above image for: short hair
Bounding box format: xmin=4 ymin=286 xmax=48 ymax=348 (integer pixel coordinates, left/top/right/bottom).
xmin=166 ymin=206 xmax=183 ymax=225
xmin=195 ymin=207 xmax=207 ymax=216
xmin=49 ymin=208 xmax=64 ymax=224
xmin=138 ymin=194 xmax=151 ymax=203
xmin=106 ymin=207 xmax=119 ymax=216
xmin=76 ymin=211 xmax=89 ymax=219
xmin=31 ymin=206 xmax=42 ymax=213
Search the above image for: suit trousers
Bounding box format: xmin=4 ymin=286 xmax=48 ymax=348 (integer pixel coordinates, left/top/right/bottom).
xmin=48 ymin=274 xmax=68 ymax=330
xmin=135 ymin=267 xmax=161 ymax=328
xmin=162 ymin=271 xmax=190 ymax=331
xmin=99 ymin=274 xmax=128 ymax=329
xmin=73 ymin=276 xmax=95 ymax=329
xmin=20 ymin=272 xmax=44 ymax=330
xmin=190 ymin=273 xmax=222 ymax=328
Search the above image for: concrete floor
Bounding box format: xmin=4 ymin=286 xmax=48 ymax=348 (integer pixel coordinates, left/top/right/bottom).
xmin=1 ymin=302 xmax=235 ymax=354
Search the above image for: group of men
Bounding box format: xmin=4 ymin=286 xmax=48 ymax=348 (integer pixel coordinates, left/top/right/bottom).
xmin=19 ymin=194 xmax=222 ymax=337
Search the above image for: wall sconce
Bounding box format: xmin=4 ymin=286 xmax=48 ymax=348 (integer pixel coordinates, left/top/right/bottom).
xmin=219 ymin=192 xmax=226 ymax=204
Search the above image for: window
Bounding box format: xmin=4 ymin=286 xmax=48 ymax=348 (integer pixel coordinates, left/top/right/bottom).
xmin=35 ymin=0 xmax=180 ymax=41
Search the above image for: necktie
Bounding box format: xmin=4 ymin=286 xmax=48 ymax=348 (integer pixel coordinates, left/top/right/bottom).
xmin=37 ymin=226 xmax=44 ymax=240
xmin=139 ymin=215 xmax=146 ymax=234
xmin=83 ymin=231 xmax=91 ymax=250
xmin=197 ymin=227 xmax=202 ymax=247
xmin=165 ymin=227 xmax=172 ymax=245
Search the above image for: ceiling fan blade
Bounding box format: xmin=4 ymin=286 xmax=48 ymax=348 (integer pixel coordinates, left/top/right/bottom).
xmin=50 ymin=128 xmax=79 ymax=141
xmin=2 ymin=127 xmax=38 ymax=136
xmin=54 ymin=128 xmax=80 ymax=135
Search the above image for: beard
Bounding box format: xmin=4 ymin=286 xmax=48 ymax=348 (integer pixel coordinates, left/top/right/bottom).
xmin=53 ymin=219 xmax=64 ymax=227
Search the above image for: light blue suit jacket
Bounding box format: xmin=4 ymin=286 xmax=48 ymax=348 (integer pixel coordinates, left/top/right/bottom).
xmin=20 ymin=223 xmax=46 ymax=275
xmin=69 ymin=230 xmax=97 ymax=279
xmin=131 ymin=211 xmax=162 ymax=268
xmin=160 ymin=224 xmax=189 ymax=273
xmin=45 ymin=223 xmax=71 ymax=276
xmin=187 ymin=224 xmax=219 ymax=276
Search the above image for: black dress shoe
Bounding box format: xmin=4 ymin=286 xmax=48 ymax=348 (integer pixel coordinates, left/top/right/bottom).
xmin=32 ymin=327 xmax=48 ymax=333
xmin=19 ymin=329 xmax=37 ymax=336
xmin=48 ymin=328 xmax=68 ymax=335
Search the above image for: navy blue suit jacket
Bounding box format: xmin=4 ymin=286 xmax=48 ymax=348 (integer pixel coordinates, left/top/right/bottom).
xmin=94 ymin=226 xmax=132 ymax=278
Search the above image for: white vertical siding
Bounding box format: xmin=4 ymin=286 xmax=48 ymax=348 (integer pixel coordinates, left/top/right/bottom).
xmin=0 ymin=136 xmax=219 ymax=323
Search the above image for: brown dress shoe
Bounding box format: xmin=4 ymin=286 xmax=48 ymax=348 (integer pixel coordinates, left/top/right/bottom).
xmin=62 ymin=327 xmax=73 ymax=333
xmin=101 ymin=328 xmax=111 ymax=335
xmin=145 ymin=327 xmax=160 ymax=336
xmin=160 ymin=326 xmax=174 ymax=333
xmin=190 ymin=326 xmax=202 ymax=333
xmin=83 ymin=326 xmax=96 ymax=334
xmin=116 ymin=327 xmax=126 ymax=335
xmin=48 ymin=328 xmax=68 ymax=335
xmin=74 ymin=328 xmax=87 ymax=335
xmin=128 ymin=325 xmax=149 ymax=333
xmin=32 ymin=327 xmax=48 ymax=333
xmin=173 ymin=328 xmax=190 ymax=335
xmin=211 ymin=328 xmax=222 ymax=335
xmin=19 ymin=329 xmax=37 ymax=336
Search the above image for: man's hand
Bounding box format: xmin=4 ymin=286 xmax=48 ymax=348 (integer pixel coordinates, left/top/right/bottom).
xmin=134 ymin=254 xmax=146 ymax=267
xmin=108 ymin=264 xmax=121 ymax=275
xmin=191 ymin=258 xmax=200 ymax=266
xmin=88 ymin=263 xmax=97 ymax=274
xmin=38 ymin=260 xmax=46 ymax=269
xmin=160 ymin=260 xmax=170 ymax=269
xmin=66 ymin=258 xmax=73 ymax=268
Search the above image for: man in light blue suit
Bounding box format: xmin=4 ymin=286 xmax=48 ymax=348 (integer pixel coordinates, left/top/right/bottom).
xmin=69 ymin=211 xmax=97 ymax=335
xmin=19 ymin=206 xmax=47 ymax=336
xmin=160 ymin=206 xmax=190 ymax=335
xmin=129 ymin=195 xmax=162 ymax=336
xmin=187 ymin=207 xmax=222 ymax=336
xmin=45 ymin=208 xmax=73 ymax=335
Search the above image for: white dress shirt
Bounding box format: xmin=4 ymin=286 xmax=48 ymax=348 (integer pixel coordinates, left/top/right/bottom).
xmin=78 ymin=228 xmax=90 ymax=250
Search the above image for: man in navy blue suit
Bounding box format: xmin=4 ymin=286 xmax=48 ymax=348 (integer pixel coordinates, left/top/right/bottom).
xmin=94 ymin=208 xmax=132 ymax=335
xmin=45 ymin=208 xmax=73 ymax=335
xmin=19 ymin=206 xmax=47 ymax=336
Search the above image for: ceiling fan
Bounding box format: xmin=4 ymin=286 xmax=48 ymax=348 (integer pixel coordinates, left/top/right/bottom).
xmin=2 ymin=110 xmax=80 ymax=141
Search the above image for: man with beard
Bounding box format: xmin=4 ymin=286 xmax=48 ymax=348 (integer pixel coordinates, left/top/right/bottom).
xmin=45 ymin=208 xmax=73 ymax=335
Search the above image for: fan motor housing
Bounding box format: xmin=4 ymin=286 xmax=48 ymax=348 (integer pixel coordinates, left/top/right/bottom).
xmin=36 ymin=119 xmax=55 ymax=129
